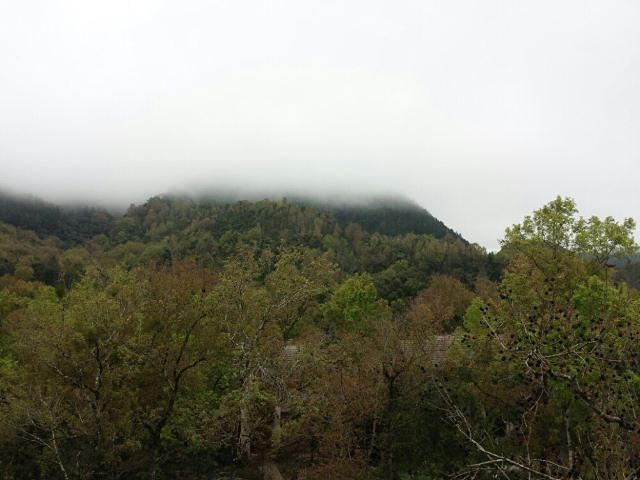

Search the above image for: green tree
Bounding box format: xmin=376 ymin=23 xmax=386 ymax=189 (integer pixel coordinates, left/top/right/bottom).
xmin=322 ymin=274 xmax=391 ymax=334
xmin=444 ymin=197 xmax=640 ymax=479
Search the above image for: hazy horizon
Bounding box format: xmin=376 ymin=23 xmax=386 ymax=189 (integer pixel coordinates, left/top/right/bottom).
xmin=2 ymin=1 xmax=640 ymax=250
xmin=0 ymin=181 xmax=420 ymax=215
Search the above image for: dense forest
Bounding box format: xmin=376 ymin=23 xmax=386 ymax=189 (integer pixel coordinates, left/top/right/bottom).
xmin=1 ymin=192 xmax=639 ymax=479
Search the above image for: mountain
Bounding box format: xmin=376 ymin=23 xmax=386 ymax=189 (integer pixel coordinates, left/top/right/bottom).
xmin=0 ymin=190 xmax=495 ymax=301
xmin=186 ymin=191 xmax=463 ymax=239
xmin=0 ymin=190 xmax=112 ymax=244
xmin=320 ymin=198 xmax=461 ymax=239
xmin=0 ymin=189 xmax=461 ymax=242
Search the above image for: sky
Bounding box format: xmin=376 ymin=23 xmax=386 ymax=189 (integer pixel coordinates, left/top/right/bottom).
xmin=1 ymin=1 xmax=639 ymax=250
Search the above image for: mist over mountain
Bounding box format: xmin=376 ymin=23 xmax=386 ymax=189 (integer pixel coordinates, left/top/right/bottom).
xmin=0 ymin=187 xmax=463 ymax=245
xmin=171 ymin=187 xmax=463 ymax=239
xmin=0 ymin=190 xmax=113 ymax=244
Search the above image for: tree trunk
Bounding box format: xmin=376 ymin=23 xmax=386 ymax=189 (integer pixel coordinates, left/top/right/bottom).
xmin=262 ymin=404 xmax=284 ymax=480
xmin=150 ymin=438 xmax=161 ymax=480
xmin=565 ymin=409 xmax=574 ymax=471
xmin=238 ymin=382 xmax=252 ymax=459
xmin=271 ymin=405 xmax=282 ymax=449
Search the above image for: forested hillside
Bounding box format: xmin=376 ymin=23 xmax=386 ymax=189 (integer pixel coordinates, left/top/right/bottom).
xmin=0 ymin=191 xmax=112 ymax=244
xmin=1 ymin=193 xmax=639 ymax=479
xmin=305 ymin=196 xmax=460 ymax=238
xmin=0 ymin=193 xmax=495 ymax=306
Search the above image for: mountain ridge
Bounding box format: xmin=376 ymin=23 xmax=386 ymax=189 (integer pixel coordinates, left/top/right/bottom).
xmin=0 ymin=189 xmax=463 ymax=243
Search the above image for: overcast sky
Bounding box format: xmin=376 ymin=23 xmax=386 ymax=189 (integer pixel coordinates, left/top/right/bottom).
xmin=1 ymin=1 xmax=639 ymax=249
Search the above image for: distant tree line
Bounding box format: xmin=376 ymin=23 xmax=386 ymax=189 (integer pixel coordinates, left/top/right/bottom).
xmin=0 ymin=192 xmax=112 ymax=244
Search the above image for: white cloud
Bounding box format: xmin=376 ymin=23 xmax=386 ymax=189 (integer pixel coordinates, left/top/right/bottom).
xmin=1 ymin=0 xmax=639 ymax=249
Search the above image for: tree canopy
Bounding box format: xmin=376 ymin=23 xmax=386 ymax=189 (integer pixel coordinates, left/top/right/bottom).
xmin=0 ymin=194 xmax=638 ymax=479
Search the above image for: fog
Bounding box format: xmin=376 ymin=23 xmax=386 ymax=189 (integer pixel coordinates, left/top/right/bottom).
xmin=1 ymin=1 xmax=639 ymax=249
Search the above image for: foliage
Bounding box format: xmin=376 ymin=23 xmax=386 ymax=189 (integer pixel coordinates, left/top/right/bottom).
xmin=0 ymin=194 xmax=637 ymax=479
